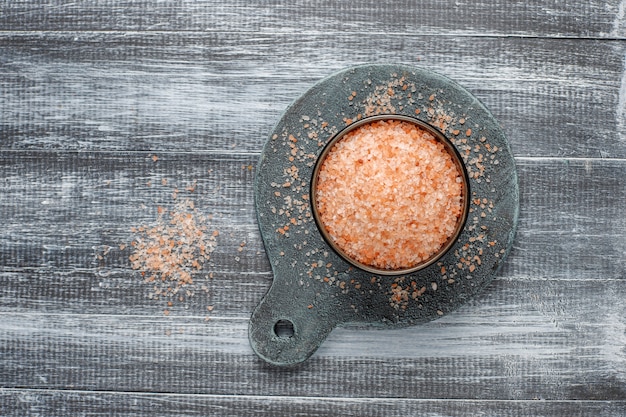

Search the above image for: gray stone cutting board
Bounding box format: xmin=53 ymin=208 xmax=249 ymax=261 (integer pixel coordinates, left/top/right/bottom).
xmin=250 ymin=64 xmax=519 ymax=366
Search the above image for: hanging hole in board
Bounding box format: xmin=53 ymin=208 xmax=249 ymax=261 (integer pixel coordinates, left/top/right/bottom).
xmin=273 ymin=320 xmax=295 ymax=338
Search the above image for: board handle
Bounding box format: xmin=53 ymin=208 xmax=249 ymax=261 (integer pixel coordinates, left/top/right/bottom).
xmin=248 ymin=280 xmax=339 ymax=367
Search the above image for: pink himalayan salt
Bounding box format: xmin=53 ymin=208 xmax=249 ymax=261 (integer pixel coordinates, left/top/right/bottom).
xmin=315 ymin=119 xmax=463 ymax=270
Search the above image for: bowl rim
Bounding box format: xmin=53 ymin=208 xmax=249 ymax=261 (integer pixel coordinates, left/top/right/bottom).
xmin=310 ymin=114 xmax=471 ymax=276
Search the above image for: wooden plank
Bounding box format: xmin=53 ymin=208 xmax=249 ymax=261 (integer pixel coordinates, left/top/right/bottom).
xmin=1 ymin=389 xmax=625 ymax=417
xmin=0 ymin=151 xmax=259 ymax=271
xmin=1 ymin=33 xmax=625 ymax=158
xmin=0 ymin=153 xmax=624 ymax=315
xmin=0 ymin=0 xmax=624 ymax=39
xmin=0 ymin=282 xmax=625 ymax=401
xmin=504 ymin=157 xmax=626 ymax=281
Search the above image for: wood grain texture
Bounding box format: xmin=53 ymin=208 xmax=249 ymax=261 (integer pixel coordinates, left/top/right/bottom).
xmin=1 ymin=390 xmax=626 ymax=417
xmin=0 ymin=155 xmax=625 ymax=402
xmin=1 ymin=0 xmax=625 ymax=39
xmin=0 ymin=154 xmax=624 ymax=315
xmin=0 ymin=295 xmax=625 ymax=401
xmin=2 ymin=0 xmax=626 ymax=415
xmin=1 ymin=33 xmax=625 ymax=157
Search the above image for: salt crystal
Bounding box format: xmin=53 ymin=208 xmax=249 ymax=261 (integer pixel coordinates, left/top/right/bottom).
xmin=315 ymin=120 xmax=464 ymax=270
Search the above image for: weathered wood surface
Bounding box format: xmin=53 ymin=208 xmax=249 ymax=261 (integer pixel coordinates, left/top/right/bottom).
xmin=1 ymin=33 xmax=625 ymax=158
xmin=1 ymin=0 xmax=625 ymax=38
xmin=1 ymin=155 xmax=625 ymax=411
xmin=0 ymin=155 xmax=624 ymax=315
xmin=1 ymin=279 xmax=626 ymax=399
xmin=1 ymin=0 xmax=626 ymax=415
xmin=2 ymin=390 xmax=625 ymax=417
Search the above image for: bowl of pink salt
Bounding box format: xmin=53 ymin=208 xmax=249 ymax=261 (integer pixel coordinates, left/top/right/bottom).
xmin=312 ymin=115 xmax=470 ymax=275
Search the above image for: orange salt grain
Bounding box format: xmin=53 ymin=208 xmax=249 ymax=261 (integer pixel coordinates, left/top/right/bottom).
xmin=315 ymin=120 xmax=463 ymax=270
xmin=130 ymin=199 xmax=218 ymax=309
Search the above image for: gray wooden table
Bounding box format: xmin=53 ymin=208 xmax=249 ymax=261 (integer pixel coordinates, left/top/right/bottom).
xmin=1 ymin=1 xmax=625 ymax=416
